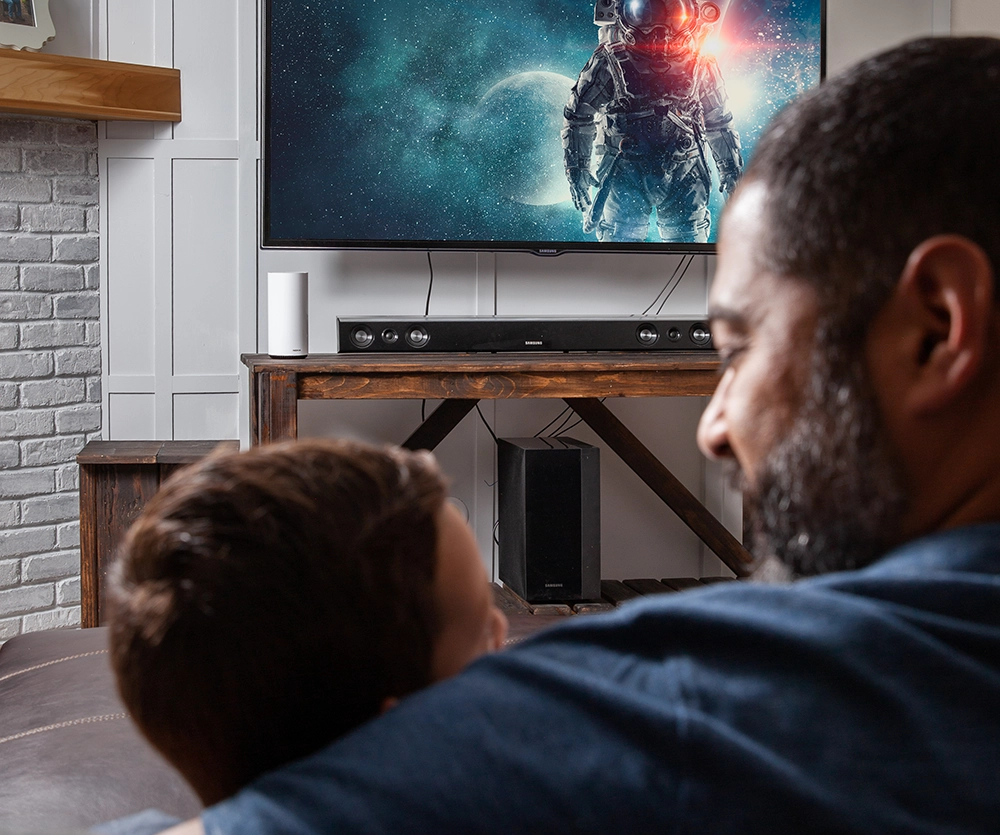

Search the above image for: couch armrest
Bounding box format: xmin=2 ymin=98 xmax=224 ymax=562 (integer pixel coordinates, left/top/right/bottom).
xmin=0 ymin=627 xmax=201 ymax=832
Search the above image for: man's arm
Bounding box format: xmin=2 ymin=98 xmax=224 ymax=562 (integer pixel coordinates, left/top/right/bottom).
xmin=562 ymin=49 xmax=613 ymax=211
xmin=699 ymin=56 xmax=743 ymax=195
xmin=196 ymin=610 xmax=699 ymax=834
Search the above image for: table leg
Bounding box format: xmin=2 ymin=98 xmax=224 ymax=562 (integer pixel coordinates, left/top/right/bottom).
xmin=403 ymin=399 xmax=480 ymax=451
xmin=251 ymin=369 xmax=299 ymax=445
xmin=564 ymin=397 xmax=753 ymax=577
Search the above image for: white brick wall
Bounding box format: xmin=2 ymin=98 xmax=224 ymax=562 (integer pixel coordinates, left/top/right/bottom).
xmin=0 ymin=115 xmax=101 ymax=642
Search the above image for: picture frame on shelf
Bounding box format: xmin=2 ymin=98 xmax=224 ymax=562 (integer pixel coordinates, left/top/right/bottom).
xmin=0 ymin=0 xmax=54 ymax=52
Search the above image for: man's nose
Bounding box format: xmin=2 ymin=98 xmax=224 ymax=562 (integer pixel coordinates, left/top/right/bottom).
xmin=697 ymin=374 xmax=733 ymax=461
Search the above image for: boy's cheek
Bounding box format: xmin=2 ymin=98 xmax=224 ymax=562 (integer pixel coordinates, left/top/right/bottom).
xmin=489 ymin=607 xmax=509 ymax=652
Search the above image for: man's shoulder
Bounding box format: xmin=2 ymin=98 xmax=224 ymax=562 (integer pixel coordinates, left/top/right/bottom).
xmin=505 ymin=527 xmax=1000 ymax=687
xmin=202 ymin=536 xmax=1000 ymax=835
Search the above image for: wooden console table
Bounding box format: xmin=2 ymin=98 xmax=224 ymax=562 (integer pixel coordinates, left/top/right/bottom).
xmin=242 ymin=353 xmax=752 ymax=576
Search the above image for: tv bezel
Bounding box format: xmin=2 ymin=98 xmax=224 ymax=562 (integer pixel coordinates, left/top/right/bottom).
xmin=261 ymin=0 xmax=827 ymax=256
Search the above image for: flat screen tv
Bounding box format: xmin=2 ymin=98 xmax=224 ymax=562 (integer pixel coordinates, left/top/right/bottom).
xmin=264 ymin=0 xmax=825 ymax=254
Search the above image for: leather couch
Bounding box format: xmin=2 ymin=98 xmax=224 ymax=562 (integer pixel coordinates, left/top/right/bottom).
xmin=0 ymin=627 xmax=200 ymax=833
xmin=0 ymin=615 xmax=562 ymax=833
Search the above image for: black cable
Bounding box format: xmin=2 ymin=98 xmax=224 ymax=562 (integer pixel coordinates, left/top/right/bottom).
xmin=555 ymin=398 xmax=605 ymax=437
xmin=421 ymin=400 xmax=427 ymax=422
xmin=424 ymin=251 xmax=434 ymax=316
xmin=642 ymin=255 xmax=688 ymax=315
xmin=655 ymin=254 xmax=695 ymax=315
xmin=549 ymin=409 xmax=578 ymax=436
xmin=555 ymin=416 xmax=586 ymax=436
xmin=534 ymin=406 xmax=572 ymax=438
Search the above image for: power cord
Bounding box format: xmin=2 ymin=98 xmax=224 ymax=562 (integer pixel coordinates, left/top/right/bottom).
xmin=424 ymin=250 xmax=434 ymax=316
xmin=643 ymin=253 xmax=695 ymax=316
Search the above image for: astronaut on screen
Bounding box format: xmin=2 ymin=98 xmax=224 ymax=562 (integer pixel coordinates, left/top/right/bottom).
xmin=562 ymin=0 xmax=743 ymax=243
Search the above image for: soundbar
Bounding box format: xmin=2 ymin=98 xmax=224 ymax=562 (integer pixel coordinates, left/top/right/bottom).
xmin=337 ymin=317 xmax=714 ymax=353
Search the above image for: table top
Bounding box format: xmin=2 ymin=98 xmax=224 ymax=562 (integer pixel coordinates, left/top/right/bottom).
xmin=242 ymin=352 xmax=721 ymax=400
xmin=242 ymin=351 xmax=719 ymax=374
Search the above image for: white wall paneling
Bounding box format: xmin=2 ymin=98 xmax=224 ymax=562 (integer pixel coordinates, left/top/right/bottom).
xmin=105 ymin=157 xmax=155 ymax=378
xmin=41 ymin=0 xmax=99 ymax=58
xmin=107 ymin=393 xmax=155 ymax=440
xmin=173 ymin=0 xmax=239 ymax=142
xmin=826 ymin=0 xmax=952 ymax=75
xmin=103 ymin=0 xmax=154 ymax=65
xmin=173 ymin=393 xmax=240 ymax=441
xmin=98 ymin=0 xmax=249 ymax=443
xmin=171 ymin=159 xmax=240 ymax=377
xmin=952 ymin=0 xmax=1000 ymax=33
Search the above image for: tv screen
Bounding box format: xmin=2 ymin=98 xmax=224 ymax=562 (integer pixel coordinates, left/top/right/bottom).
xmin=264 ymin=0 xmax=825 ymax=254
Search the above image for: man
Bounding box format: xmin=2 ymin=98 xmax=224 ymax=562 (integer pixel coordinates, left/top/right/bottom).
xmin=167 ymin=36 xmax=1000 ymax=833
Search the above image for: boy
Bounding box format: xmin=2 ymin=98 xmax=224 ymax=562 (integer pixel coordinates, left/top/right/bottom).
xmin=105 ymin=439 xmax=507 ymax=823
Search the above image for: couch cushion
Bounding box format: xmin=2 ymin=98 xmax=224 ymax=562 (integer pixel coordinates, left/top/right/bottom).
xmin=0 ymin=627 xmax=201 ymax=832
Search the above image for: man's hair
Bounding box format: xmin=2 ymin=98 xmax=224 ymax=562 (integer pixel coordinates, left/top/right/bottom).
xmin=108 ymin=439 xmax=448 ymax=805
xmin=722 ymin=38 xmax=1000 ymax=578
xmin=743 ymin=36 xmax=1000 ymax=346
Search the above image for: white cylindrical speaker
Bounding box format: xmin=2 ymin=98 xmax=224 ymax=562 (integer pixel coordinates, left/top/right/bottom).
xmin=267 ymin=271 xmax=308 ymax=358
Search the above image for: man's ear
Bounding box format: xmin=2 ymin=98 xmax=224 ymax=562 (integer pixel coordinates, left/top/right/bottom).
xmin=380 ymin=695 xmax=399 ymax=714
xmin=892 ymin=235 xmax=994 ymax=414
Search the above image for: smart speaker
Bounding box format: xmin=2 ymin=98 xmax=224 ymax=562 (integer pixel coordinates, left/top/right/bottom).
xmin=267 ymin=272 xmax=308 ymax=358
xmin=498 ymin=437 xmax=601 ymax=603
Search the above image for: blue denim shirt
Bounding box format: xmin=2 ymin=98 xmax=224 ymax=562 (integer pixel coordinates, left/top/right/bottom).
xmin=201 ymin=524 xmax=1000 ymax=834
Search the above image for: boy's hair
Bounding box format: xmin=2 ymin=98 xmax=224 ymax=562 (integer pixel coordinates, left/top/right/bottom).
xmin=108 ymin=439 xmax=448 ymax=805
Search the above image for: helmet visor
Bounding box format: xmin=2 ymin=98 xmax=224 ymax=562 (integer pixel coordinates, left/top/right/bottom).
xmin=621 ymin=0 xmax=695 ymax=33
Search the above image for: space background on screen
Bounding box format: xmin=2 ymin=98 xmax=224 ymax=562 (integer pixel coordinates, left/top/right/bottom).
xmin=265 ymin=0 xmax=824 ymax=250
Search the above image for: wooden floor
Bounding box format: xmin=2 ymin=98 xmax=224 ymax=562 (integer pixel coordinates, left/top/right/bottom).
xmin=493 ymin=577 xmax=736 ymax=617
xmin=496 ymin=577 xmax=737 ymax=647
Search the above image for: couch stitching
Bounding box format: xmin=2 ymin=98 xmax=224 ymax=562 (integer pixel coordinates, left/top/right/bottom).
xmin=0 ymin=649 xmax=109 ymax=684
xmin=0 ymin=713 xmax=129 ymax=746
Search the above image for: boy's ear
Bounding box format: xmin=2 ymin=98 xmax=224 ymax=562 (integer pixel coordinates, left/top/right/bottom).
xmin=888 ymin=235 xmax=994 ymax=415
xmin=380 ymin=695 xmax=399 ymax=715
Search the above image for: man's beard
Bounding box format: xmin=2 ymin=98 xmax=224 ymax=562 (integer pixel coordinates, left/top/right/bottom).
xmin=737 ymin=346 xmax=909 ymax=578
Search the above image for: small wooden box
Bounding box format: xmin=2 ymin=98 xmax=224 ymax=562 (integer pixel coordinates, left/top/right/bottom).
xmin=77 ymin=440 xmax=238 ymax=627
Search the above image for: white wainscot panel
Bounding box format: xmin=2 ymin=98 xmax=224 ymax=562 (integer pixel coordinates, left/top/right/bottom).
xmin=173 ymin=393 xmax=239 ymax=440
xmin=41 ymin=0 xmax=95 ymax=59
xmin=106 ymin=0 xmax=155 ymax=64
xmin=106 ymin=123 xmax=157 ymax=141
xmin=172 ymin=159 xmax=240 ymax=376
xmin=173 ymin=0 xmax=238 ymax=140
xmin=496 ymin=251 xmax=709 ymax=317
xmin=106 ymin=157 xmax=155 ymax=377
xmin=952 ymin=1 xmax=1000 ymax=34
xmin=109 ymin=393 xmax=156 ymax=440
xmin=827 ymin=0 xmax=939 ymax=75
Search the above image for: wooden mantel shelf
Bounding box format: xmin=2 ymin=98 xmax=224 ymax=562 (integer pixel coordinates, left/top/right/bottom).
xmin=0 ymin=49 xmax=180 ymax=122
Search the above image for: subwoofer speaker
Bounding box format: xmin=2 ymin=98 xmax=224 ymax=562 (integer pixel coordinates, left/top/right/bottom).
xmin=497 ymin=437 xmax=600 ymax=603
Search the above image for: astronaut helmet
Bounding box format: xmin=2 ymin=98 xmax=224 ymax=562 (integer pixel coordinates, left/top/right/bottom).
xmin=618 ymin=0 xmax=718 ymax=52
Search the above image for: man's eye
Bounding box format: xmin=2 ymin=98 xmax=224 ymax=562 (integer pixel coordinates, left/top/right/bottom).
xmin=717 ymin=345 xmax=745 ymax=373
